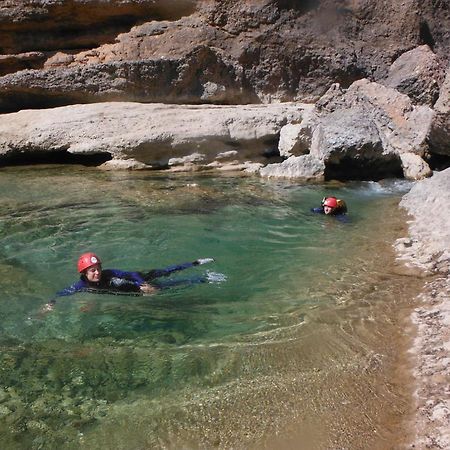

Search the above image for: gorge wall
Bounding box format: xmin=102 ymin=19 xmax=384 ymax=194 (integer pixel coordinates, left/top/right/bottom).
xmin=1 ymin=0 xmax=448 ymax=111
xmin=0 ymin=0 xmax=449 ymax=179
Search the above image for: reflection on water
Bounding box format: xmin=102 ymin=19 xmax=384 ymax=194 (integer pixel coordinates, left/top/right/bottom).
xmin=0 ymin=167 xmax=423 ymax=449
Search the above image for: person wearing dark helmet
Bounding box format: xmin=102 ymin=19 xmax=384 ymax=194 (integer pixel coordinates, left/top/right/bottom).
xmin=42 ymin=252 xmax=215 ymax=311
xmin=311 ymin=196 xmax=348 ymax=221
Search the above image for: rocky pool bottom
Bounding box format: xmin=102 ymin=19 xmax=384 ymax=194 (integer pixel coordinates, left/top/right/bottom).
xmin=0 ymin=167 xmax=428 ymax=449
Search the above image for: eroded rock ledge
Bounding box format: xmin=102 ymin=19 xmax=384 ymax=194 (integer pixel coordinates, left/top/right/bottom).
xmin=0 ymin=102 xmax=309 ymax=172
xmin=1 ymin=71 xmax=448 ymax=181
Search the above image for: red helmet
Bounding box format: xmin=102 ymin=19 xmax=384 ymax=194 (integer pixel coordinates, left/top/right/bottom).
xmin=322 ymin=197 xmax=338 ymax=208
xmin=77 ymin=252 xmax=101 ymax=273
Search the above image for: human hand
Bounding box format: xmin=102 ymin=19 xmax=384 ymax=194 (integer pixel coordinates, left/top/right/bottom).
xmin=140 ymin=283 xmax=158 ymax=294
xmin=195 ymin=258 xmax=215 ymax=265
xmin=40 ymin=302 xmax=55 ymax=314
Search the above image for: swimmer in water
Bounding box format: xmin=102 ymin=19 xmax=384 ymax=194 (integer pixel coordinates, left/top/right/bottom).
xmin=311 ymin=196 xmax=348 ymax=222
xmin=42 ymin=252 xmax=215 ymax=311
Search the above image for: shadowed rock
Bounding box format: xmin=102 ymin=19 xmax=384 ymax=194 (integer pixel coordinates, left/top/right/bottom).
xmin=382 ymin=45 xmax=444 ymax=106
xmin=0 ymin=0 xmax=449 ymax=111
xmin=259 ymin=79 xmax=436 ymax=181
xmin=427 ymin=68 xmax=450 ymax=157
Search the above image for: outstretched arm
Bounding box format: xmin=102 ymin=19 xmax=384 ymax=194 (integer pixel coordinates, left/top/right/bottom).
xmin=144 ymin=258 xmax=215 ymax=280
xmin=41 ymin=280 xmax=88 ymax=312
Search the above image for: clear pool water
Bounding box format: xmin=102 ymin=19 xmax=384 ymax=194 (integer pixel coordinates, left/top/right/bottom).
xmin=0 ymin=166 xmax=423 ymax=449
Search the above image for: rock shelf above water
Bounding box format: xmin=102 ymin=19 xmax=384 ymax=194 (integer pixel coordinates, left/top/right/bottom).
xmin=1 ymin=74 xmax=448 ymax=181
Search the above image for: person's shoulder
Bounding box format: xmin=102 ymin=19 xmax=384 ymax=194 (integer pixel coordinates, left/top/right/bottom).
xmin=335 ymin=213 xmax=350 ymax=223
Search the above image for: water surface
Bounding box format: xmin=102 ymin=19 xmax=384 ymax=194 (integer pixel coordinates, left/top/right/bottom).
xmin=0 ymin=166 xmax=423 ymax=449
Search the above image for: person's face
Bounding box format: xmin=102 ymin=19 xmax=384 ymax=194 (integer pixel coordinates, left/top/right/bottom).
xmin=323 ymin=205 xmax=334 ymax=215
xmin=85 ymin=264 xmax=102 ymax=282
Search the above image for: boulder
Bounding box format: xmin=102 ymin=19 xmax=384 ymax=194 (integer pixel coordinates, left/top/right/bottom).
xmin=399 ymin=153 xmax=432 ymax=180
xmin=261 ymin=78 xmax=439 ymax=181
xmin=323 ymin=79 xmax=434 ymax=156
xmin=297 ymin=79 xmax=436 ymax=179
xmin=382 ymin=45 xmax=443 ymax=106
xmin=259 ymin=155 xmax=325 ymax=181
xmin=396 ymin=168 xmax=450 ymax=274
xmin=427 ymin=68 xmax=450 ymax=156
xmin=278 ymin=107 xmax=316 ymax=158
xmin=310 ymin=104 xmax=406 ymax=180
xmin=0 ymin=101 xmax=308 ymax=170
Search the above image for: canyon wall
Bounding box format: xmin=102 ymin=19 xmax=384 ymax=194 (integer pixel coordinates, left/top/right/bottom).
xmin=0 ymin=0 xmax=448 ymax=112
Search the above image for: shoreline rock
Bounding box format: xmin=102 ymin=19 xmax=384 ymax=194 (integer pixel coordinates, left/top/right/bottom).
xmin=396 ymin=168 xmax=450 ymax=448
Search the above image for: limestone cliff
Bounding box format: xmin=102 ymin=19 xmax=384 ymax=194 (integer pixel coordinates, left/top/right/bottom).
xmin=0 ymin=0 xmax=448 ymax=112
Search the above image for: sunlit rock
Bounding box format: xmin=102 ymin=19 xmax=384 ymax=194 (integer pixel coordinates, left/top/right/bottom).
xmin=400 ymin=153 xmax=432 ymax=180
xmin=382 ymin=45 xmax=443 ymax=106
xmin=259 ymin=155 xmax=324 ymax=180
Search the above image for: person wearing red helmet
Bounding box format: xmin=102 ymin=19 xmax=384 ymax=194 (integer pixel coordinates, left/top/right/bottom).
xmin=311 ymin=196 xmax=348 ymax=221
xmin=43 ymin=253 xmax=216 ymax=310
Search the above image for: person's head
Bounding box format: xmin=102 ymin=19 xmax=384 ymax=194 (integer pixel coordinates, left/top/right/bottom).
xmin=322 ymin=196 xmax=338 ymax=215
xmin=77 ymin=252 xmax=102 ymax=283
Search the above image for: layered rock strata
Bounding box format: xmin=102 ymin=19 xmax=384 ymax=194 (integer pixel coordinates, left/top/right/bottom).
xmin=2 ymin=73 xmax=445 ymax=181
xmin=0 ymin=102 xmax=309 ymax=171
xmin=0 ymin=0 xmax=449 ymax=112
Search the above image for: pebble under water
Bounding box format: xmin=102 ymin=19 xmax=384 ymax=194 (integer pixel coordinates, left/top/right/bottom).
xmin=0 ymin=166 xmax=424 ymax=449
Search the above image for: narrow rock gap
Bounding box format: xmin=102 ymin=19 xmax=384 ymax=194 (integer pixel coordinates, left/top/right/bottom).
xmin=0 ymin=150 xmax=111 ymax=167
xmin=427 ymin=153 xmax=450 ymax=172
xmin=324 ymin=156 xmax=404 ymax=181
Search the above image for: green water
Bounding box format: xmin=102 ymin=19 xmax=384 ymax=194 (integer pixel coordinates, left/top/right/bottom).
xmin=0 ymin=166 xmax=423 ymax=449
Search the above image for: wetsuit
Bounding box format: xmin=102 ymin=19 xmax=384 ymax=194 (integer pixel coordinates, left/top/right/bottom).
xmin=50 ymin=260 xmax=207 ymax=304
xmin=311 ymin=207 xmax=349 ymax=223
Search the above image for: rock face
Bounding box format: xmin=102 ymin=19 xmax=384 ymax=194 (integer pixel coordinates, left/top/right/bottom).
xmin=0 ymin=102 xmax=309 ymax=171
xmin=428 ymin=69 xmax=450 ymax=157
xmin=395 ymin=168 xmax=450 ymax=449
xmin=396 ymin=168 xmax=450 ymax=274
xmin=0 ymin=1 xmax=199 ymax=55
xmin=260 ymin=78 xmax=436 ymax=180
xmin=0 ymin=0 xmax=449 ymax=112
xmin=382 ymin=45 xmax=443 ymax=105
xmin=0 ymin=0 xmax=448 ymax=178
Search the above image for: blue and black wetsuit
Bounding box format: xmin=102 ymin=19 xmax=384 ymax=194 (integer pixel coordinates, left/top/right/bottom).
xmin=51 ymin=260 xmax=206 ymax=304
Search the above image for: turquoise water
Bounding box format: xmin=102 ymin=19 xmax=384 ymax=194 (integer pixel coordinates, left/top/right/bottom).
xmin=0 ymin=166 xmax=422 ymax=449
